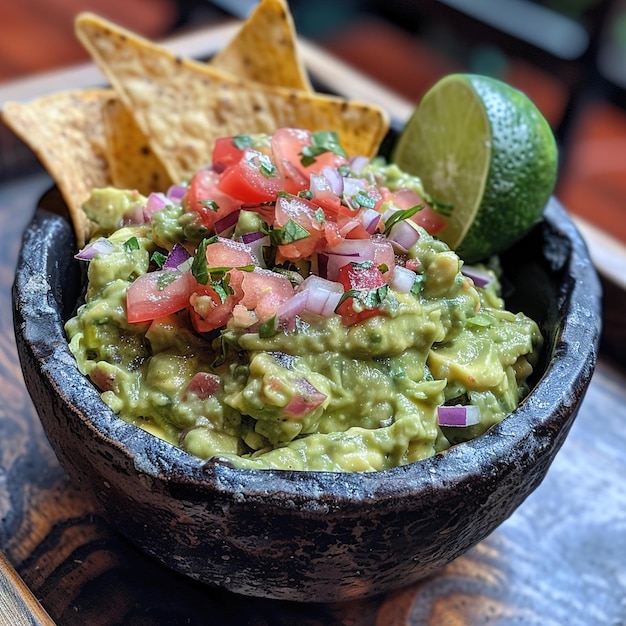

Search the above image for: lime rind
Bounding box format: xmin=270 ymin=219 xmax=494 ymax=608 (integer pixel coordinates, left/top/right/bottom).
xmin=392 ymin=73 xmax=558 ymax=263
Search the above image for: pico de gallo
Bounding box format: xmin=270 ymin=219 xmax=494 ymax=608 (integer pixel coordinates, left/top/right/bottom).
xmin=65 ymin=128 xmax=543 ymax=472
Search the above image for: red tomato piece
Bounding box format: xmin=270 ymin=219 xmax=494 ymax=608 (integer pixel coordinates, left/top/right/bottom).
xmin=274 ymin=193 xmax=325 ymax=260
xmin=126 ymin=270 xmax=196 ymax=323
xmin=335 ymin=262 xmax=387 ymax=325
xmin=391 ymin=188 xmax=447 ymax=235
xmin=189 ymin=286 xmax=238 ymax=334
xmin=411 ymin=205 xmax=447 ymax=235
xmin=271 ymin=128 xmax=348 ymax=181
xmin=211 ymin=137 xmax=244 ymax=172
xmin=184 ymin=169 xmax=241 ymax=231
xmin=184 ymin=372 xmax=221 ymax=400
xmin=218 ymin=148 xmax=283 ymax=203
xmin=205 ymin=238 xmax=256 ymax=268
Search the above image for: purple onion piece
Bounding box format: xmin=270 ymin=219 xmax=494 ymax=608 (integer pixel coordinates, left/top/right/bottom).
xmin=437 ymin=405 xmax=481 ymax=427
xmin=74 ymin=237 xmax=114 ymax=261
xmin=164 ymin=243 xmax=191 ymax=270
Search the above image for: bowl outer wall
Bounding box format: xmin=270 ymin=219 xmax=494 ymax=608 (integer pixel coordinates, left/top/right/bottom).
xmin=12 ymin=196 xmax=602 ymax=602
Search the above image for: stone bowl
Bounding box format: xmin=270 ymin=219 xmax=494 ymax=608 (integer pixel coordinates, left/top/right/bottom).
xmin=12 ymin=192 xmax=601 ymax=602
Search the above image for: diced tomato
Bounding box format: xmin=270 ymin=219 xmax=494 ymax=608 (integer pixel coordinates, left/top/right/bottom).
xmin=335 ymin=262 xmax=387 ymax=325
xmin=218 ymin=148 xmax=283 ymax=203
xmin=184 ymin=372 xmax=220 ymax=400
xmin=211 ymin=137 xmax=244 ymax=172
xmin=205 ymin=237 xmax=256 ymax=267
xmin=391 ymin=188 xmax=447 ymax=235
xmin=371 ymin=236 xmax=396 ymax=277
xmin=274 ymin=193 xmax=325 ymax=260
xmin=184 ymin=169 xmax=241 ymax=231
xmin=189 ymin=285 xmax=238 ymax=334
xmin=411 ymin=205 xmax=447 ymax=235
xmin=233 ymin=267 xmax=295 ymax=322
xmin=337 ymin=215 xmax=370 ymax=240
xmin=271 ymin=128 xmax=348 ymax=181
xmin=322 ymin=220 xmax=343 ymax=249
xmin=126 ymin=270 xmax=196 ymax=323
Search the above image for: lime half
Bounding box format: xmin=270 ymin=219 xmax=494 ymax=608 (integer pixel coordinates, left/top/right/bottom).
xmin=392 ymin=74 xmax=558 ymax=262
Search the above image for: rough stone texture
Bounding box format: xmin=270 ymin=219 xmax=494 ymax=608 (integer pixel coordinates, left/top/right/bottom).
xmin=12 ymin=196 xmax=602 ymax=602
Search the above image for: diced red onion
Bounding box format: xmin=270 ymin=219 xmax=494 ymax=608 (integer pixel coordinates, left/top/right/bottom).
xmin=437 ymin=405 xmax=481 ymax=427
xmin=310 ymin=173 xmax=329 ymax=197
xmin=163 ymin=243 xmax=191 ymax=270
xmin=321 ymin=166 xmax=344 ymax=195
xmin=214 ymin=209 xmax=240 ymax=236
xmin=388 ymin=220 xmax=420 ymax=252
xmin=297 ymin=275 xmax=343 ymax=317
xmin=166 ymin=185 xmax=187 ymax=204
xmin=276 ymin=289 xmax=309 ymax=327
xmin=327 ymin=238 xmax=375 ymax=258
xmin=360 ymin=208 xmax=382 ymax=234
xmin=390 ymin=266 xmax=416 ymax=294
xmin=245 ymin=235 xmax=270 ymax=268
xmin=144 ymin=192 xmax=168 ymax=222
xmin=123 ymin=204 xmax=146 ymax=225
xmin=461 ymin=265 xmax=493 ymax=289
xmin=241 ymin=231 xmax=266 ymax=244
xmin=74 ymin=237 xmax=114 ymax=261
xmin=342 ymin=177 xmax=365 ymax=197
xmin=349 ymin=156 xmax=370 ymax=175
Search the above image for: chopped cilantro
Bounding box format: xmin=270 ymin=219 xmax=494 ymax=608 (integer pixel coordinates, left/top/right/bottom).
xmin=383 ymin=205 xmax=423 ymax=235
xmin=300 ymin=131 xmax=347 ymax=167
xmin=337 ymin=284 xmax=389 ymax=310
xmin=351 ymin=190 xmax=376 ymax=209
xmin=157 ymin=271 xmax=178 ymax=290
xmin=410 ymin=273 xmax=426 ymax=297
xmin=246 ymin=151 xmax=278 ymax=178
xmin=232 ymin=134 xmax=254 ymax=150
xmin=269 ymin=219 xmax=311 ymax=245
xmin=199 ymin=200 xmax=219 ymax=212
xmin=151 ymin=250 xmax=167 ymax=268
xmin=258 ymin=315 xmax=279 ymax=338
xmin=123 ymin=236 xmax=139 ymax=252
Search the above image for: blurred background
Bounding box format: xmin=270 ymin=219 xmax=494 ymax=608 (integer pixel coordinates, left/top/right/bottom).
xmin=1 ymin=0 xmax=626 ymax=242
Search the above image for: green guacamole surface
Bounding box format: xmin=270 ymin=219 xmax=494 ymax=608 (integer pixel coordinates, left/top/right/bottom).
xmin=66 ymin=192 xmax=542 ymax=472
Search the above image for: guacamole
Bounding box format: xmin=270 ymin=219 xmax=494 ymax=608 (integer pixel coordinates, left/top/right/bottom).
xmin=65 ymin=128 xmax=543 ymax=472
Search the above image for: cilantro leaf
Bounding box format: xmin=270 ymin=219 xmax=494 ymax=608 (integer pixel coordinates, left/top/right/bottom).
xmin=384 ymin=205 xmax=424 ymax=235
xmin=123 ymin=236 xmax=139 ymax=252
xmin=258 ymin=315 xmax=279 ymax=338
xmin=232 ymin=134 xmax=254 ymax=150
xmin=300 ymin=131 xmax=347 ymax=167
xmin=151 ymin=250 xmax=167 ymax=268
xmin=269 ymin=219 xmax=311 ymax=245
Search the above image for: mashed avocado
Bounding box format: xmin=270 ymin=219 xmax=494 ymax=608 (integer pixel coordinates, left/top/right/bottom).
xmin=65 ymin=130 xmax=543 ymax=472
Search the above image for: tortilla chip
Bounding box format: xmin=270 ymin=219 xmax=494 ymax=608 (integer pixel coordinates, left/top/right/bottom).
xmin=102 ymin=98 xmax=172 ymax=194
xmin=211 ymin=0 xmax=312 ymax=92
xmin=74 ymin=13 xmax=390 ymax=184
xmin=1 ymin=89 xmax=113 ymax=247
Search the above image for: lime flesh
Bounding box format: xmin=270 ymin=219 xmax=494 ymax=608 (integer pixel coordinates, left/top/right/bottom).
xmin=392 ymin=74 xmax=558 ymax=263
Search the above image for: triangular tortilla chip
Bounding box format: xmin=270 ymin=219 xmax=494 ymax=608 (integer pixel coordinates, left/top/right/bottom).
xmin=1 ymin=89 xmax=113 ymax=247
xmin=210 ymin=0 xmax=312 ymax=92
xmin=74 ymin=12 xmax=389 ymax=184
xmin=102 ymin=98 xmax=172 ymax=194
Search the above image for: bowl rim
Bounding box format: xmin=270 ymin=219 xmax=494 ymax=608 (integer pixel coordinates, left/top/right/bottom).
xmin=13 ymin=194 xmax=602 ymax=506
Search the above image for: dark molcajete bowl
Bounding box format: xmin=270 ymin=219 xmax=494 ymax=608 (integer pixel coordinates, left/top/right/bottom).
xmin=13 ymin=194 xmax=601 ymax=602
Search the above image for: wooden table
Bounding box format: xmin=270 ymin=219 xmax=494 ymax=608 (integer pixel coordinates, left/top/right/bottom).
xmin=1 ymin=23 xmax=626 ymax=626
